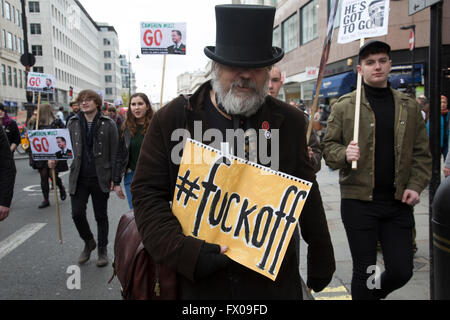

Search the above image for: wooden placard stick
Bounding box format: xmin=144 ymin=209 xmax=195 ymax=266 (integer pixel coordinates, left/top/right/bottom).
xmin=160 ymin=55 xmax=167 ymax=108
xmin=352 ymin=38 xmax=365 ymax=170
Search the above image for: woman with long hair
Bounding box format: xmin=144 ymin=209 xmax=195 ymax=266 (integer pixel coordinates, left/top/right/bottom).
xmin=30 ymin=104 xmax=67 ymax=209
xmin=0 ymin=103 xmax=20 ymax=153
xmin=113 ymin=93 xmax=154 ymax=209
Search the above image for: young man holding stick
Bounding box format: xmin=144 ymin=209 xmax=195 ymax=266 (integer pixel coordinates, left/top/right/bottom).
xmin=322 ymin=40 xmax=431 ymax=299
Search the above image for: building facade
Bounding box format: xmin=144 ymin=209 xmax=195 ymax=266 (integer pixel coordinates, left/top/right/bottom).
xmin=0 ymin=0 xmax=26 ymax=118
xmin=119 ymin=53 xmax=137 ymax=101
xmin=272 ymin=0 xmax=450 ymax=105
xmin=0 ymin=0 xmax=124 ymax=123
xmin=234 ymin=0 xmax=450 ymax=105
xmin=176 ymin=61 xmax=211 ymax=96
xmin=98 ymin=23 xmax=122 ymax=104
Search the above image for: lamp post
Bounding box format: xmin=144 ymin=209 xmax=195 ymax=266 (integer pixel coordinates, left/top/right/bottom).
xmin=400 ymin=24 xmax=416 ymax=95
xmin=128 ymin=54 xmax=140 ymax=100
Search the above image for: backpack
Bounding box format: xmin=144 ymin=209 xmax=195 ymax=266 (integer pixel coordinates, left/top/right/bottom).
xmin=109 ymin=211 xmax=177 ymax=300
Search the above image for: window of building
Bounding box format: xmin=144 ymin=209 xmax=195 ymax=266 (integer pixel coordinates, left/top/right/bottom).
xmin=2 ymin=30 xmax=5 ymax=48
xmin=1 ymin=0 xmax=3 ymax=17
xmin=19 ymin=69 xmax=22 ymax=88
xmin=103 ymin=38 xmax=110 ymax=45
xmin=105 ymin=75 xmax=112 ymax=82
xmin=32 ymin=45 xmax=42 ymax=56
xmin=12 ymin=5 xmax=15 ymax=23
xmin=7 ymin=32 xmax=12 ymax=49
xmin=104 ymin=63 xmax=112 ymax=70
xmin=4 ymin=1 xmax=10 ymax=20
xmin=16 ymin=8 xmax=20 ymax=26
xmin=30 ymin=23 xmax=41 ymax=34
xmin=301 ymin=0 xmax=318 ymax=45
xmin=104 ymin=51 xmax=111 ymax=58
xmin=273 ymin=26 xmax=281 ymax=48
xmin=105 ymin=88 xmax=113 ymax=95
xmin=13 ymin=67 xmax=17 ymax=87
xmin=29 ymin=1 xmax=40 ymax=13
xmin=1 ymin=64 xmax=6 ymax=85
xmin=7 ymin=66 xmax=12 ymax=86
xmin=328 ymin=0 xmax=341 ymax=28
xmin=33 ymin=66 xmax=44 ymax=73
xmin=282 ymin=13 xmax=298 ymax=53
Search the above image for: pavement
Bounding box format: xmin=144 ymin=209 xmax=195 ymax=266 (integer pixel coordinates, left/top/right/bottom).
xmin=299 ymin=160 xmax=433 ymax=300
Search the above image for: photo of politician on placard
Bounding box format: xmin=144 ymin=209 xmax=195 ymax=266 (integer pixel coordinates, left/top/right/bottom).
xmin=167 ymin=30 xmax=186 ymax=54
xmin=140 ymin=22 xmax=186 ymax=55
xmin=28 ymin=129 xmax=74 ymax=161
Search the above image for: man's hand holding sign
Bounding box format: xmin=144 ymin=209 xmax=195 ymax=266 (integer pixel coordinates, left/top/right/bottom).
xmin=173 ymin=139 xmax=312 ymax=280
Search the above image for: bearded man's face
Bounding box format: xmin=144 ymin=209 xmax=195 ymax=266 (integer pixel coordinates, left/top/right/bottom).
xmin=211 ymin=63 xmax=270 ymax=117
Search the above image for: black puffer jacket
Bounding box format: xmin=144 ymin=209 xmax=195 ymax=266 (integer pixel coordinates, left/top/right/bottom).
xmin=0 ymin=126 xmax=16 ymax=207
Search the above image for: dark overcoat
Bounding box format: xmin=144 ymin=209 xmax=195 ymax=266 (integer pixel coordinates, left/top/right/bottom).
xmin=132 ymin=81 xmax=335 ymax=299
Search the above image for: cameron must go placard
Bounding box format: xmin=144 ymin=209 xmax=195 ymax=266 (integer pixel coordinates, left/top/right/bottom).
xmin=172 ymin=139 xmax=312 ymax=281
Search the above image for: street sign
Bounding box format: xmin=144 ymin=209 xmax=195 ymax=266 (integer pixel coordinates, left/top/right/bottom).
xmin=20 ymin=53 xmax=36 ymax=67
xmin=409 ymin=0 xmax=442 ymax=16
xmin=409 ymin=30 xmax=415 ymax=51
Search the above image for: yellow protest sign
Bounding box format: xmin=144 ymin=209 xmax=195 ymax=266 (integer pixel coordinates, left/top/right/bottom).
xmin=172 ymin=139 xmax=312 ymax=281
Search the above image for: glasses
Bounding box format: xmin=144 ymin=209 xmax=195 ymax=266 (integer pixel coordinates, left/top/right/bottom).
xmin=79 ymin=98 xmax=93 ymax=104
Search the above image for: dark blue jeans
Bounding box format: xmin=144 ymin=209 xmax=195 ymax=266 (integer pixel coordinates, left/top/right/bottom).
xmin=341 ymin=199 xmax=415 ymax=300
xmin=71 ymin=176 xmax=110 ymax=247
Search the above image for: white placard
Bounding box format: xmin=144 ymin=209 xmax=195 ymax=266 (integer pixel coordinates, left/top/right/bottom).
xmin=27 ymin=72 xmax=56 ymax=93
xmin=28 ymin=129 xmax=74 ymax=161
xmin=337 ymin=0 xmax=390 ymax=44
xmin=140 ymin=22 xmax=186 ymax=55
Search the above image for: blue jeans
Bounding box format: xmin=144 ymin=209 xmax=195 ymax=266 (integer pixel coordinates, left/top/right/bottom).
xmin=124 ymin=171 xmax=134 ymax=209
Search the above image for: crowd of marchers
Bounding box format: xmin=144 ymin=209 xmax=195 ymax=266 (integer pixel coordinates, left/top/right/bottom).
xmin=0 ymin=4 xmax=448 ymax=301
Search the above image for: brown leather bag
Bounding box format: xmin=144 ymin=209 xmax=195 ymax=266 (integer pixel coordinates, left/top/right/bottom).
xmin=109 ymin=211 xmax=177 ymax=300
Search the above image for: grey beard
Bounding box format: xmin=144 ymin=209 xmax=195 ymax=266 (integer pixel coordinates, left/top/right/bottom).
xmin=211 ymin=72 xmax=269 ymax=117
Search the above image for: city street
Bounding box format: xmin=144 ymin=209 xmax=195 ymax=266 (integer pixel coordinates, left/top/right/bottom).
xmin=0 ymin=155 xmax=126 ymax=300
xmin=1 ymin=154 xmax=436 ymax=300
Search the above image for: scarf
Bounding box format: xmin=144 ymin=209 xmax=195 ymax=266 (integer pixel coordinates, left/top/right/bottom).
xmin=79 ymin=111 xmax=101 ymax=166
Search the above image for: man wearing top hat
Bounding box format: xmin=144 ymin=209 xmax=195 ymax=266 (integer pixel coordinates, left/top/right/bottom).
xmin=322 ymin=40 xmax=431 ymax=299
xmin=132 ymin=4 xmax=335 ymax=299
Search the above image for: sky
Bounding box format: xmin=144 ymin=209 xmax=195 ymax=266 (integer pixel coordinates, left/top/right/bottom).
xmin=78 ymin=0 xmax=231 ymax=105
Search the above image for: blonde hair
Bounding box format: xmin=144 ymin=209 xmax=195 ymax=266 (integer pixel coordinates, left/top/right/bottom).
xmin=37 ymin=104 xmax=56 ymax=127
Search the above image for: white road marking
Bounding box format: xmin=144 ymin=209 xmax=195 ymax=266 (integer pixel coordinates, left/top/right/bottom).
xmin=0 ymin=223 xmax=46 ymax=261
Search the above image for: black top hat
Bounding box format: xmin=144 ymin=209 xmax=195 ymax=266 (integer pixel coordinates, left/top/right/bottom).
xmin=204 ymin=4 xmax=284 ymax=68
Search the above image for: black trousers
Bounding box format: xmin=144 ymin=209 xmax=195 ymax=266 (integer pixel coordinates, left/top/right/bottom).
xmin=341 ymin=199 xmax=415 ymax=300
xmin=39 ymin=167 xmax=64 ymax=200
xmin=71 ymin=176 xmax=110 ymax=247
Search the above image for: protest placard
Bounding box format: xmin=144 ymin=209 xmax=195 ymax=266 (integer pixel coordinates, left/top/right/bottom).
xmin=28 ymin=129 xmax=73 ymax=161
xmin=337 ymin=0 xmax=390 ymax=44
xmin=172 ymin=139 xmax=312 ymax=281
xmin=140 ymin=22 xmax=187 ymax=55
xmin=27 ymin=72 xmax=56 ymax=93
